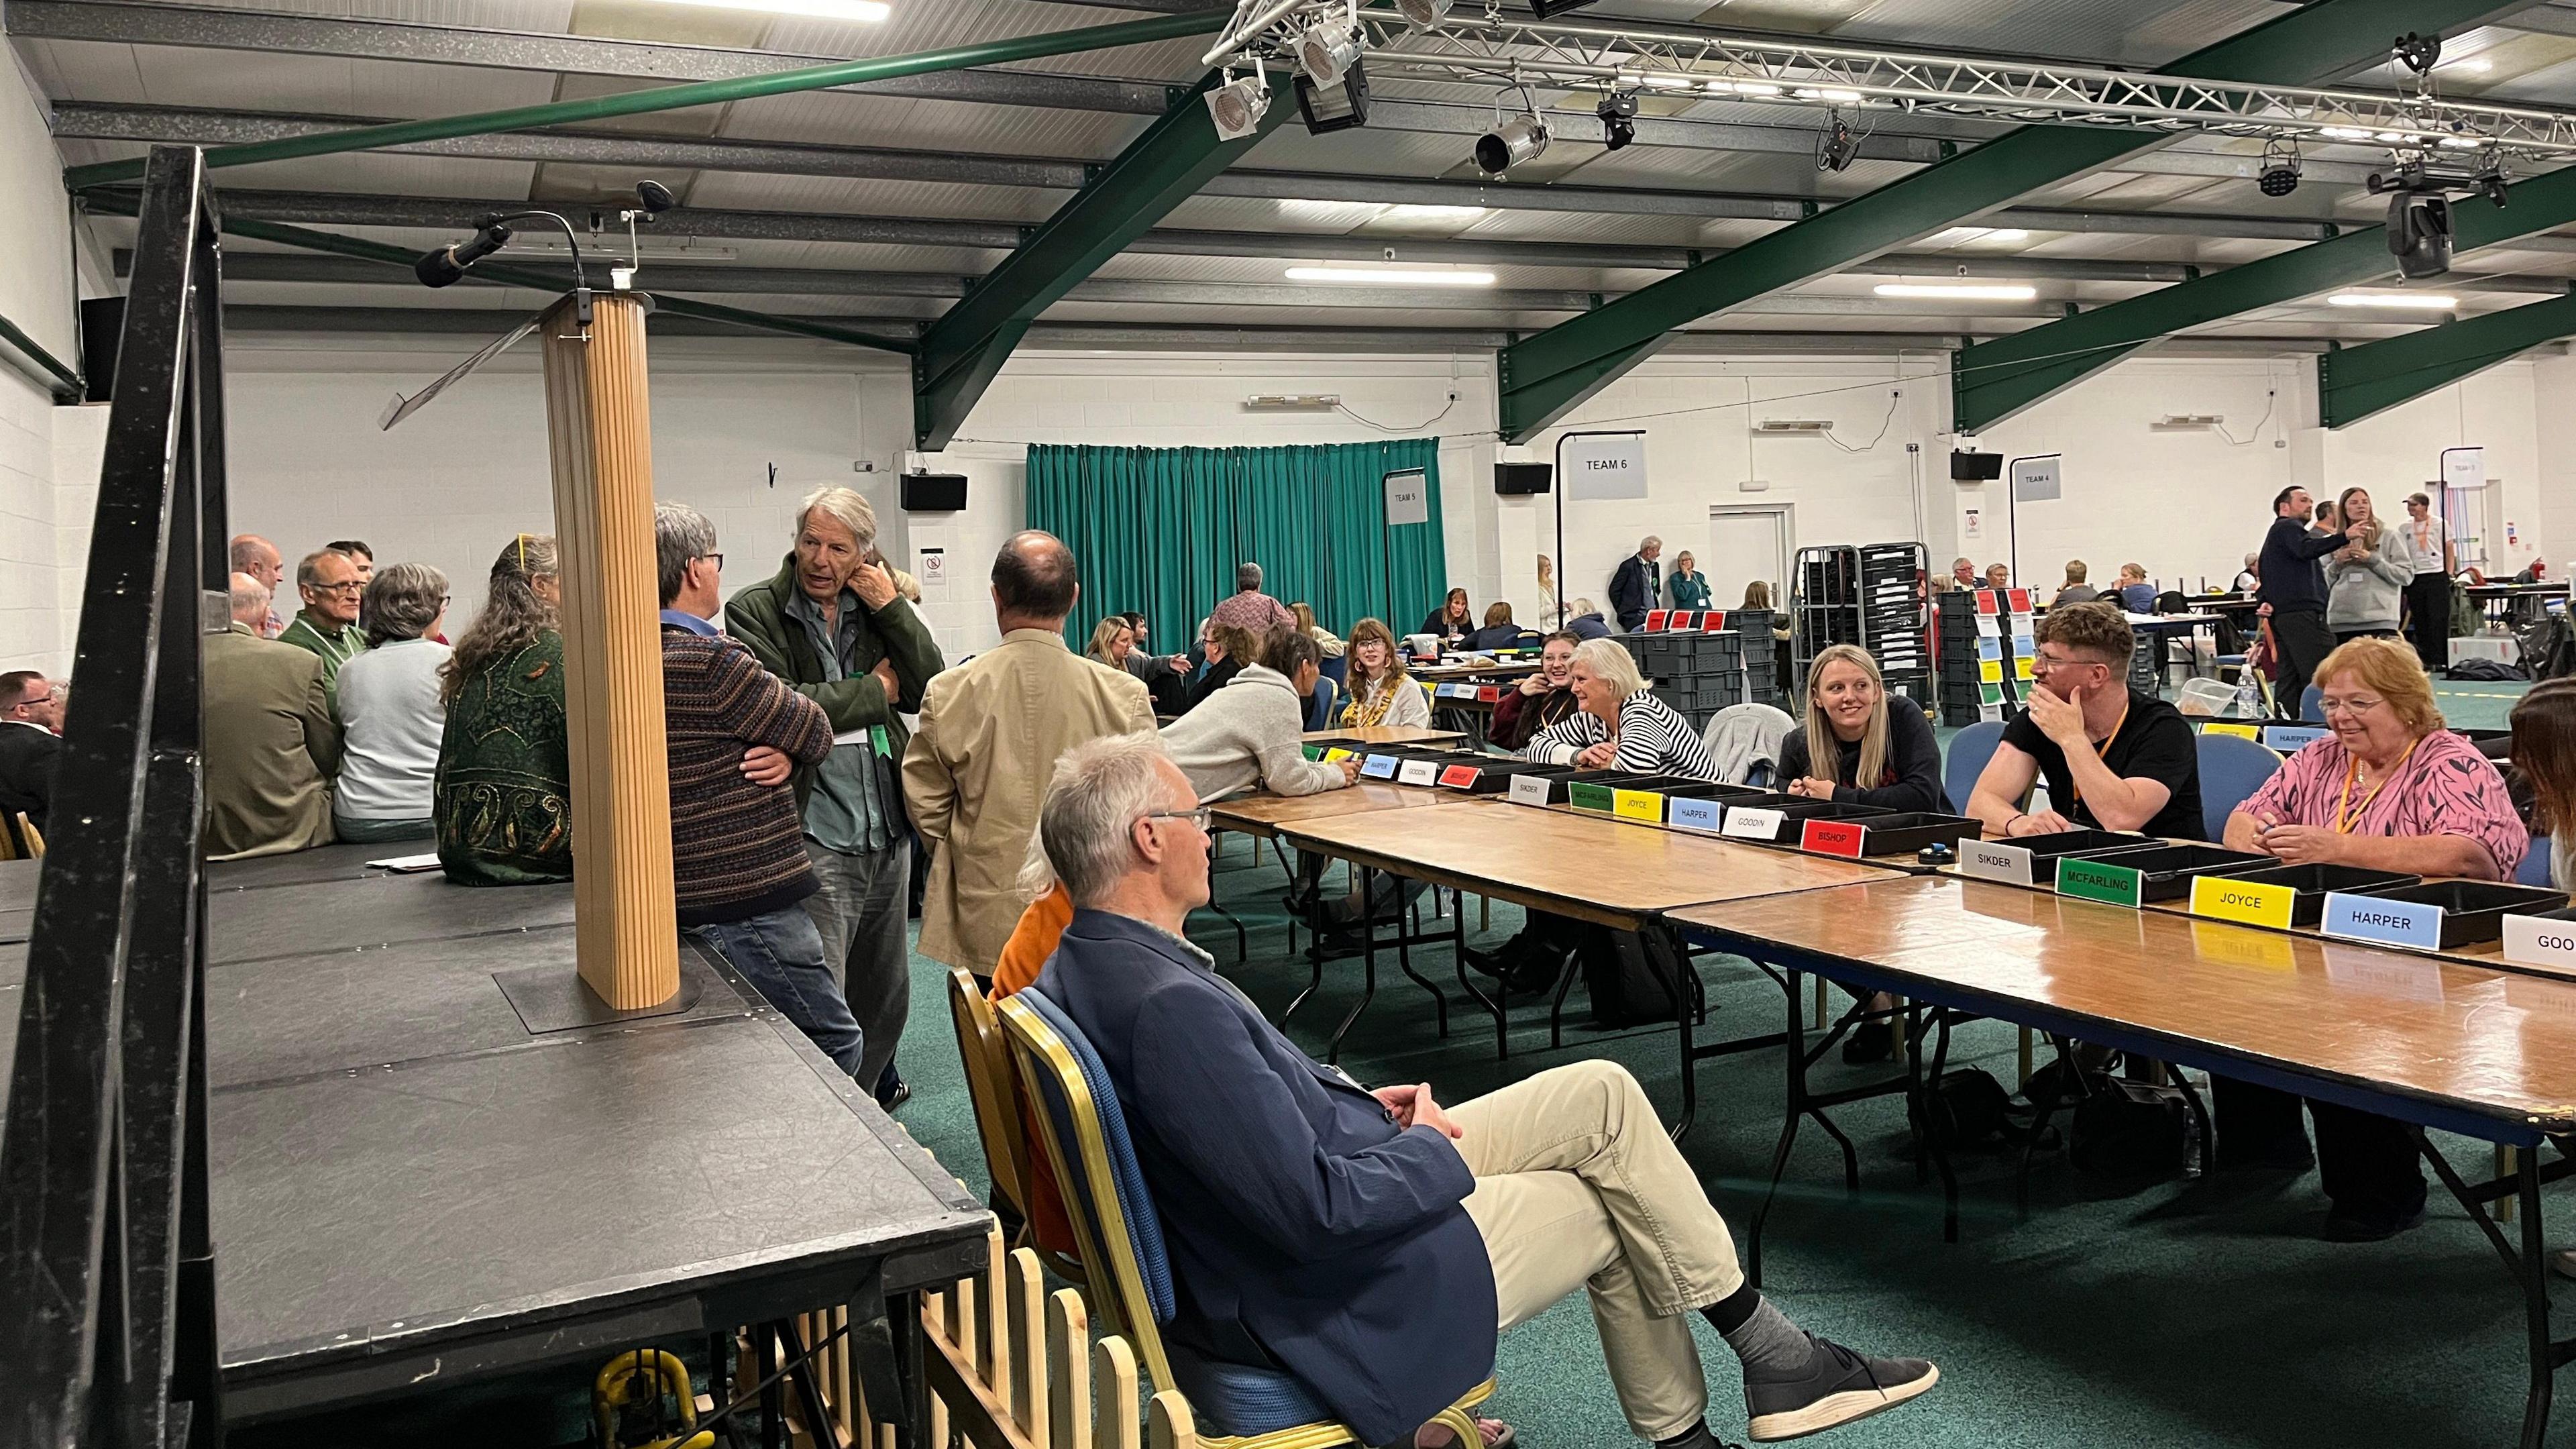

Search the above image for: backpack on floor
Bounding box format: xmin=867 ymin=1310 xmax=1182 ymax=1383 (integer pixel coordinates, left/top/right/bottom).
xmin=1909 ymin=1067 xmax=2037 ymax=1150
xmin=2520 ymin=615 xmax=2576 ymax=682
xmin=1574 ymin=925 xmax=1682 ymax=1028
xmin=2447 ymin=658 xmax=2528 ymax=682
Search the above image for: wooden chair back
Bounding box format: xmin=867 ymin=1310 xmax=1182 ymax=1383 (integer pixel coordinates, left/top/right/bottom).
xmin=948 ymin=967 xmax=1032 ymax=1225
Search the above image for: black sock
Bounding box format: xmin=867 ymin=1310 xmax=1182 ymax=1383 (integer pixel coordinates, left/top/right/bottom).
xmin=1654 ymin=1423 xmax=1715 ymax=1449
xmin=1701 ymin=1281 xmax=1762 ymax=1336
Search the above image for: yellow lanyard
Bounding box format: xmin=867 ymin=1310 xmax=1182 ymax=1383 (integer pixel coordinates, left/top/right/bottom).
xmin=2066 ymin=697 xmax=2128 ymax=806
xmin=2335 ymin=737 xmax=2421 ymax=834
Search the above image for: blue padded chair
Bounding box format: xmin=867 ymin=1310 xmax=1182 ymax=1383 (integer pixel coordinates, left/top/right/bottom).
xmin=2300 ymin=684 xmax=2325 ymax=723
xmin=2516 ymin=835 xmax=2558 ymax=888
xmin=1307 ymin=675 xmax=1340 ymax=731
xmin=997 ymin=991 xmax=1492 ymax=1449
xmin=2196 ymin=732 xmax=2285 ymax=837
xmin=1318 ymin=652 xmax=1348 ymax=692
xmin=1943 ymin=720 xmax=2008 ymax=818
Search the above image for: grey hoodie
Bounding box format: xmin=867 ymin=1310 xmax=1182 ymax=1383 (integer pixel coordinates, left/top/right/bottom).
xmin=2324 ymin=525 xmax=2416 ymax=635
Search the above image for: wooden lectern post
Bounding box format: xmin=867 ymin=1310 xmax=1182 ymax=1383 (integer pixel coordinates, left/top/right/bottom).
xmin=540 ymin=291 xmax=679 ymax=1010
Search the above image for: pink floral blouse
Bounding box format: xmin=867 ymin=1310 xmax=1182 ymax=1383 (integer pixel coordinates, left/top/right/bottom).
xmin=2237 ymin=729 xmax=2528 ymax=878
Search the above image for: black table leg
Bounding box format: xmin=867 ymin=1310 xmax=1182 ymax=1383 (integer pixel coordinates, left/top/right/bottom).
xmin=1394 ymin=888 xmax=1450 ymax=1038
xmin=2522 ymin=1159 xmax=2556 ymax=1449
xmin=1929 ymin=1009 xmax=1960 ymax=1244
xmin=1448 ymin=904 xmax=1506 ymax=1060
xmin=1327 ymin=867 xmax=1381 ymax=1065
xmin=1749 ymin=965 xmax=1809 ymax=1288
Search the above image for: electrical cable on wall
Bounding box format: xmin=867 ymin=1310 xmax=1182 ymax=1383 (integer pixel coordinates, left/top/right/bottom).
xmin=1817 ymin=386 xmax=1902 ymax=452
xmin=1337 ymin=390 xmax=1460 ymax=432
xmin=2209 ymin=387 xmax=2275 ymax=446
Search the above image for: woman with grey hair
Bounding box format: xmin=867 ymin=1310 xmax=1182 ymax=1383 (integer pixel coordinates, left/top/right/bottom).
xmin=333 ymin=560 xmax=452 ymax=842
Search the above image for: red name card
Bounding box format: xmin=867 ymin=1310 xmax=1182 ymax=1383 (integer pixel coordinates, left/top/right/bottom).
xmin=1701 ymin=611 xmax=1727 ymax=632
xmin=1667 ymin=610 xmax=1697 ymax=631
xmin=1801 ymin=819 xmax=1868 ymax=857
xmin=2008 ymin=588 xmax=2031 ymax=613
xmin=1644 ymin=609 xmax=1669 ymax=631
xmin=1438 ymin=763 xmax=1483 ymax=788
xmin=1476 ymin=686 xmax=1501 ymax=702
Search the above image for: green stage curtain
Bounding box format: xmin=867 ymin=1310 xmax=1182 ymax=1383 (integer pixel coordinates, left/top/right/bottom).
xmin=1026 ymin=438 xmax=1447 ymax=651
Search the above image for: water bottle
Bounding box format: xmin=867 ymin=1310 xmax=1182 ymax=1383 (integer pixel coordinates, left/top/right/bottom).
xmin=2231 ymin=674 xmax=2261 ymax=718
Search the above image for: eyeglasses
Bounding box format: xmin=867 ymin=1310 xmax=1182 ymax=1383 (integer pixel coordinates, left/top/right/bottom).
xmin=1142 ymin=807 xmax=1213 ymax=833
xmin=697 ymin=552 xmax=725 ymax=572
xmin=308 ymin=580 xmax=364 ymax=595
xmin=2029 ymin=650 xmax=2106 ymax=674
xmin=2318 ymin=695 xmax=2385 ymax=717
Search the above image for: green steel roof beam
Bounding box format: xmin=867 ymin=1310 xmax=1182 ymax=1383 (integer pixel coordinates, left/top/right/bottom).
xmin=913 ymin=72 xmax=1289 ymax=449
xmin=1954 ymin=164 xmax=2576 ymax=433
xmin=78 ymin=188 xmax=918 ymax=354
xmin=60 ymin=10 xmax=1225 ymax=190
xmin=1491 ymin=0 xmax=2538 ymax=443
xmin=2319 ymin=291 xmax=2576 ymax=428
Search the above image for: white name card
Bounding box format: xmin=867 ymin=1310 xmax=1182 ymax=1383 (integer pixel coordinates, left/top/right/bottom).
xmin=1397 ymin=758 xmax=1440 ymax=787
xmin=1508 ymin=775 xmax=1555 ymax=808
xmin=1959 ymin=839 xmax=2035 ymax=885
xmin=2502 ymin=912 xmax=2576 ymax=979
xmin=1723 ymin=807 xmax=1784 ymax=841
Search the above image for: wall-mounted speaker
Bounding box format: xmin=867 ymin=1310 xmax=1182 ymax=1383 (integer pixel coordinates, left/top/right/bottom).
xmin=1494 ymin=462 xmax=1552 ymax=496
xmin=1949 ymin=451 xmax=2004 ymax=482
xmin=900 ymin=472 xmax=968 ymax=512
xmin=79 ymin=297 xmax=123 ymax=404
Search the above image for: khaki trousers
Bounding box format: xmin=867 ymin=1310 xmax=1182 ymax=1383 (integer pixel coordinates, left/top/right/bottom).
xmin=1451 ymin=1060 xmax=1746 ymax=1441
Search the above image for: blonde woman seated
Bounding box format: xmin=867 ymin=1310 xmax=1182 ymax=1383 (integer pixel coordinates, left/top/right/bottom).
xmin=2216 ymin=637 xmax=2527 ymax=1242
xmin=1291 ymin=601 xmax=1346 ymax=658
xmin=1520 ymin=638 xmax=1717 ymax=777
xmin=1340 ymin=617 xmax=1431 ymax=730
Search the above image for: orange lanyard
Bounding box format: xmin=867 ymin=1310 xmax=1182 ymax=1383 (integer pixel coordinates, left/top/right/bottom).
xmin=2335 ymin=737 xmax=2421 ymax=833
xmin=2065 ymin=697 xmax=2128 ymax=805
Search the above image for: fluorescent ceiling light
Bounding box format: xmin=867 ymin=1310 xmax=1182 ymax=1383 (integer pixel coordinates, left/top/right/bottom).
xmin=649 ymin=0 xmax=888 ymax=19
xmin=2320 ymin=127 xmax=2375 ymax=140
xmin=1384 ymin=204 xmax=1487 ymax=219
xmin=1874 ymin=282 xmax=2037 ymax=300
xmin=2445 ymin=56 xmax=2493 ymax=72
xmin=2328 ymin=291 xmax=2459 ymax=309
xmin=1794 ymin=87 xmax=1865 ymax=104
xmin=1977 ymin=228 xmax=2029 ymax=242
xmin=1286 ymin=266 xmax=1497 ymax=286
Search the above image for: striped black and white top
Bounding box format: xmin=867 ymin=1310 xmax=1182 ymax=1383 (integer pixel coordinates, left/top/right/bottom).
xmin=1520 ymin=692 xmax=1717 ymax=778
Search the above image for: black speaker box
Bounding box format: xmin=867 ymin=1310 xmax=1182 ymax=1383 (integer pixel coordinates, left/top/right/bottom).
xmin=80 ymin=297 xmax=124 ymax=404
xmin=1949 ymin=451 xmax=2004 ymax=482
xmin=900 ymin=472 xmax=969 ymax=511
xmin=1495 ymin=462 xmax=1553 ymax=496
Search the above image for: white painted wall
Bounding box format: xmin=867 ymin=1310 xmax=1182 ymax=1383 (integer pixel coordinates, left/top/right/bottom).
xmin=201 ymin=335 xmax=2559 ymax=675
xmin=0 ymin=50 xmax=86 ymax=676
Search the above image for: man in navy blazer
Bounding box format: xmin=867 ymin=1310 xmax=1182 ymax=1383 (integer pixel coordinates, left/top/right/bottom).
xmin=1609 ymin=536 xmax=1663 ymax=632
xmin=1029 ymin=735 xmax=1939 ymax=1447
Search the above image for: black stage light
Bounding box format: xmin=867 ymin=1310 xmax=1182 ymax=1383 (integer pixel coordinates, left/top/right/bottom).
xmin=2258 ymin=138 xmax=2300 ymax=197
xmin=1598 ymin=91 xmax=1638 ymax=151
xmin=1816 ymin=116 xmax=1858 ymax=172
xmin=1297 ymin=56 xmax=1371 ymax=135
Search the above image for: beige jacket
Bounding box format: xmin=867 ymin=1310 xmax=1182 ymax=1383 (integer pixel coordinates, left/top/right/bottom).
xmin=203 ymin=623 xmax=342 ymax=859
xmin=902 ymin=628 xmax=1155 ymax=972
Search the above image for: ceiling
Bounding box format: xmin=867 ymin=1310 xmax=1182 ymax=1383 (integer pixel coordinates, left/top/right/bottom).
xmin=17 ymin=0 xmax=2576 ymax=354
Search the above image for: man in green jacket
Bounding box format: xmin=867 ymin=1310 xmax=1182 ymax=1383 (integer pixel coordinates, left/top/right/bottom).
xmin=206 ymin=571 xmax=341 ymax=858
xmin=726 ymin=486 xmax=945 ymax=1107
xmin=277 ymin=546 xmax=368 ymax=699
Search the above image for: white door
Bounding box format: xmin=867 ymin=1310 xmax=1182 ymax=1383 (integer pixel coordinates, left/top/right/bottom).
xmin=1705 ymin=506 xmax=1791 ymax=609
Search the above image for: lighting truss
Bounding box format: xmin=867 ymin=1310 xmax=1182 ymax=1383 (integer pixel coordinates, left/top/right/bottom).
xmin=1199 ymin=1 xmax=2576 ymax=164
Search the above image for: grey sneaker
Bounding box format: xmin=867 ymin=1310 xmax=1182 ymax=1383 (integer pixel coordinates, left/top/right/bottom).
xmin=1743 ymin=1334 xmax=1939 ymax=1442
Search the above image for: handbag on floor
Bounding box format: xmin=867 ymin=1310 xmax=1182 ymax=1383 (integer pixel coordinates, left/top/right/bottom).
xmin=1574 ymin=925 xmax=1682 ymax=1028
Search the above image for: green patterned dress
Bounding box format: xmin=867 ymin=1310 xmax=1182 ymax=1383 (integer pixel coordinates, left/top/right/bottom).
xmin=433 ymin=631 xmax=575 ymax=885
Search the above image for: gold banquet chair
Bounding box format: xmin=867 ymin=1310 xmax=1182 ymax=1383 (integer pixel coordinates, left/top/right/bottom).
xmin=996 ymin=989 xmax=1494 ymax=1449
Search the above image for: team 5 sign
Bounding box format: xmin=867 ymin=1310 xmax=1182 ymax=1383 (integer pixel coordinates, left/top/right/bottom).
xmin=1562 ymin=432 xmax=1649 ymax=500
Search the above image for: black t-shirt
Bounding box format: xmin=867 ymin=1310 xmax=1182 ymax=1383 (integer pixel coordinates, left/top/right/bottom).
xmin=1777 ymin=702 xmax=1951 ymax=813
xmin=1999 ymin=688 xmax=2205 ymax=840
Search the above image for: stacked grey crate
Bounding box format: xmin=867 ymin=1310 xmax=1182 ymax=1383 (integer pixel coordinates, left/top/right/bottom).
xmin=1935 ymin=590 xmax=1987 ymax=726
xmin=1860 ymin=543 xmax=1933 ymax=706
xmin=1621 ymin=629 xmax=1748 ymax=729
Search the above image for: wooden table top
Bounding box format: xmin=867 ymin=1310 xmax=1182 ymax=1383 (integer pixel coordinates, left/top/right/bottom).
xmin=1211 ymin=783 xmax=1476 ymax=839
xmin=1279 ymin=800 xmax=1887 ymax=929
xmin=1670 ymin=874 xmax=2576 ymax=1134
xmin=1301 ymin=725 xmax=1467 ymax=746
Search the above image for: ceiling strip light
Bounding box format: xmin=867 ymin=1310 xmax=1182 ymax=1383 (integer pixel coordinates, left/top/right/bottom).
xmin=2327 ymin=291 xmax=2459 ymax=308
xmin=1873 ymin=283 xmax=2037 ymax=300
xmin=1286 ymin=266 xmax=1497 ymax=286
xmin=649 ymin=0 xmax=890 ymax=19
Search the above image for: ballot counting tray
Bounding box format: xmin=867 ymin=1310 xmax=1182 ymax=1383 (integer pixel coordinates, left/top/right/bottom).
xmin=1955 ymin=829 xmax=2166 ymax=887
xmin=1431 ymin=757 xmax=1572 ymax=794
xmin=2319 ymin=880 xmax=2569 ymax=951
xmin=1353 ymin=747 xmax=1472 ymax=786
xmin=2195 ymin=862 xmax=2422 ymax=928
xmin=2054 ymin=843 xmax=2273 ymax=905
xmin=1717 ymin=799 xmax=1896 ymax=846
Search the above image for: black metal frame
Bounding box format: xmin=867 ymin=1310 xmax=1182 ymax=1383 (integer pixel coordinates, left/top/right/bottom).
xmin=0 ymin=145 xmax=229 ymax=1448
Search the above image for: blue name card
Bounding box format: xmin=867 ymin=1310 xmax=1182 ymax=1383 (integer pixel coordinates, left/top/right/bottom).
xmin=2320 ymin=890 xmax=2444 ymax=951
xmin=2262 ymin=724 xmax=2331 ymax=752
xmin=1668 ymin=797 xmax=1724 ymax=833
xmin=1360 ymin=754 xmax=1401 ymax=780
xmin=1436 ymin=682 xmax=1472 ymax=699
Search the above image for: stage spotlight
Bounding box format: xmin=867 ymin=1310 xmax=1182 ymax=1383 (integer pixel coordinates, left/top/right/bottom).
xmin=1298 ymin=21 xmax=1362 ymax=90
xmin=1597 ymin=91 xmax=1638 ymax=151
xmin=1205 ymin=73 xmax=1271 ymax=140
xmin=1474 ymin=113 xmax=1550 ymax=174
xmin=2257 ymin=139 xmax=2301 ymax=198
xmin=2477 ymin=167 xmax=2510 ymax=207
xmin=1296 ymin=56 xmax=1370 ymax=135
xmin=1816 ymin=115 xmax=1858 ymax=172
xmin=1393 ymin=0 xmax=1452 ymax=31
xmin=635 ymin=179 xmax=678 ymax=214
xmin=2387 ymin=191 xmax=2455 ymax=279
xmin=2393 ymin=31 xmax=2443 ymax=76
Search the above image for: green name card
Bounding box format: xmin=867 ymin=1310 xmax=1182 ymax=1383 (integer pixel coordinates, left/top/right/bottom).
xmin=2055 ymin=857 xmax=2145 ymax=909
xmin=1301 ymin=744 xmax=1324 ymax=761
xmin=1566 ymin=782 xmax=1617 ymax=813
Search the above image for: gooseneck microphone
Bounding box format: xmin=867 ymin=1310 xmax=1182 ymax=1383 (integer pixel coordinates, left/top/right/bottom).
xmin=413 ymin=223 xmax=513 ymax=288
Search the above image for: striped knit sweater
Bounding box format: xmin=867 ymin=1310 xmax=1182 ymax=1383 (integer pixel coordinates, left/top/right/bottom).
xmin=663 ymin=627 xmax=837 ymax=926
xmin=1520 ymin=691 xmax=1717 ymax=779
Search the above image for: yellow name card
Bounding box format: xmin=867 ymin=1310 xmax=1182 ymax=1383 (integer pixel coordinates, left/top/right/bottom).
xmin=1324 ymin=748 xmax=1353 ymax=762
xmin=2200 ymin=722 xmax=2259 ymax=739
xmin=2190 ymin=874 xmax=2297 ymax=931
xmin=1612 ymin=788 xmax=1666 ymax=823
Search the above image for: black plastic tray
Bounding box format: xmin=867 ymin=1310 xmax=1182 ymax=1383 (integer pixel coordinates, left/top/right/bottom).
xmin=2199 ymin=861 xmax=2422 ymax=926
xmin=1732 ymin=800 xmax=1895 ymax=845
xmin=1834 ymin=812 xmax=1982 ymax=857
xmin=2061 ymin=843 xmax=2274 ymax=902
xmin=2349 ymin=880 xmax=2570 ymax=948
xmin=2004 ymin=828 xmax=2167 ymax=861
xmin=1431 ymin=758 xmax=1565 ymax=794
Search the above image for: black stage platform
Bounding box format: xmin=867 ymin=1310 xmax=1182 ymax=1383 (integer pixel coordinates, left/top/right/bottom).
xmin=0 ymin=845 xmax=987 ymax=1424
